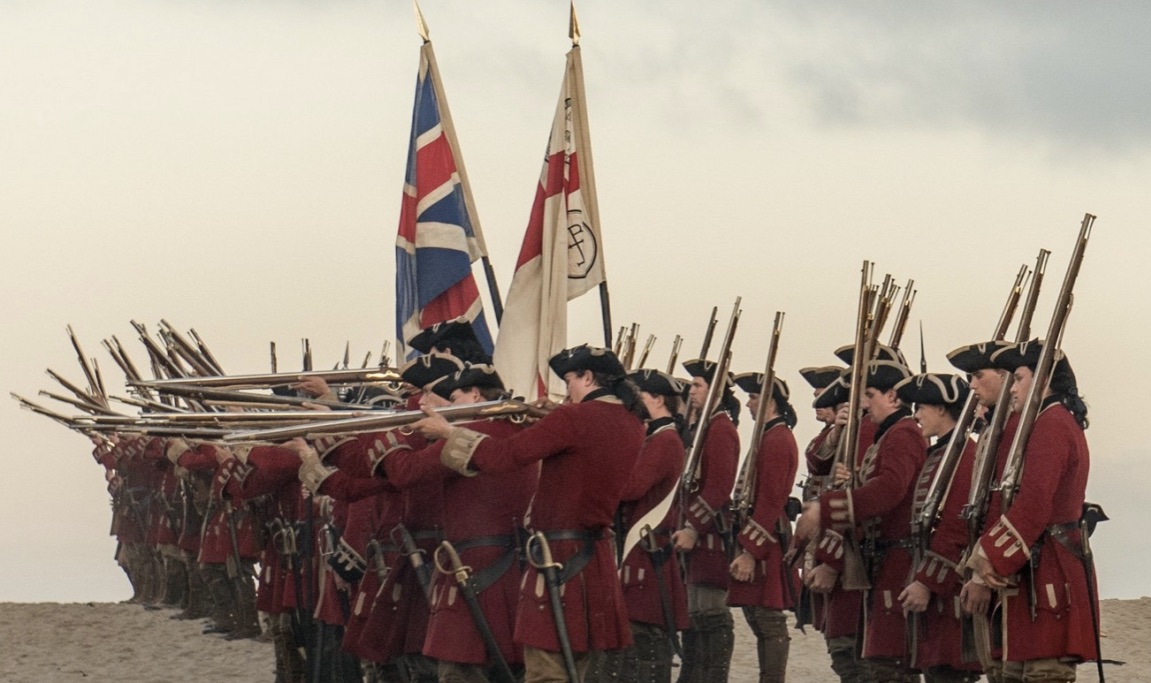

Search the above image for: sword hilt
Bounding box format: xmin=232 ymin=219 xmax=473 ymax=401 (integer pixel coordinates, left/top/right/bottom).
xmin=434 ymin=540 xmax=473 ymax=584
xmin=525 ymin=531 xmax=563 ymax=571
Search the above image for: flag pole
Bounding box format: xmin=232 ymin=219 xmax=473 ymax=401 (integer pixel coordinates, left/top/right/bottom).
xmin=414 ymin=1 xmax=505 ymax=324
xmin=568 ymin=1 xmax=611 ymax=345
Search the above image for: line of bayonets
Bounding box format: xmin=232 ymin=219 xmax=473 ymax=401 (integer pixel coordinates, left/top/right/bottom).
xmin=13 ymin=311 xmax=703 ymax=445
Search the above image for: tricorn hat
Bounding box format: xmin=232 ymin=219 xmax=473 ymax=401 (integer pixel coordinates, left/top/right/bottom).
xmin=682 ymin=358 xmax=734 ymax=387
xmin=834 ymin=343 xmax=907 ymax=367
xmin=946 ymin=340 xmax=1014 ymax=374
xmin=428 ymin=375 xmax=456 ymax=401
xmin=628 ymin=369 xmax=686 ymax=397
xmin=812 ymin=371 xmax=851 ymax=409
xmin=409 ymin=317 xmax=480 ymax=355
xmin=445 ymin=363 xmax=505 ymax=395
xmin=733 ymin=372 xmax=790 ymax=404
xmin=548 ymin=344 xmax=625 ymax=379
xmin=864 ymin=360 xmax=913 ymax=392
xmin=990 ymin=339 xmax=1065 ymax=373
xmin=798 ymin=365 xmax=845 ymax=390
xmin=894 ymin=373 xmax=970 ymax=406
xmin=399 ymin=353 xmax=465 ymax=390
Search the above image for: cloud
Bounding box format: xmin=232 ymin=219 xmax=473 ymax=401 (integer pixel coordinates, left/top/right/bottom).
xmin=773 ymin=3 xmax=1151 ymax=151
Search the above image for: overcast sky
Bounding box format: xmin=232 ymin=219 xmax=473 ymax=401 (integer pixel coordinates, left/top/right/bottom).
xmin=2 ymin=1 xmax=1148 ymax=602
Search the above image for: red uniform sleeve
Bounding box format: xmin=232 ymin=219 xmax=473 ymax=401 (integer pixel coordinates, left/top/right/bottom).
xmin=737 ymin=425 xmax=798 ymax=561
xmin=916 ymin=438 xmax=976 ymax=595
xmin=469 ymin=405 xmax=581 ymax=474
xmin=979 ymin=408 xmax=1085 ymax=577
xmin=683 ymin=415 xmax=739 ymax=533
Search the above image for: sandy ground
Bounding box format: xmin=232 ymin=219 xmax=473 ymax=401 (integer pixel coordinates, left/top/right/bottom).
xmin=0 ymin=599 xmax=1141 ymax=682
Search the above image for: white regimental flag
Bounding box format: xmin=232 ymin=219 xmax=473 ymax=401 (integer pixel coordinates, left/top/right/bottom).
xmin=494 ymin=45 xmax=607 ymax=401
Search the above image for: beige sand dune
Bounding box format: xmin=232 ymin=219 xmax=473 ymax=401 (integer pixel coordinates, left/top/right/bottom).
xmin=0 ymin=599 xmax=1141 ymax=682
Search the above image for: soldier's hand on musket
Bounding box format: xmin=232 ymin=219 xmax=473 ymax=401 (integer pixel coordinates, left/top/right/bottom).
xmin=281 ymin=437 xmax=316 ymax=463
xmin=730 ymin=551 xmax=755 ymax=582
xmin=292 ymin=376 xmax=336 ymax=401
xmin=412 ymin=405 xmax=453 ymax=440
xmin=805 ymin=563 xmax=839 ymax=593
xmin=301 ymin=402 xmax=332 ymax=412
xmin=672 ymin=527 xmax=698 ymax=552
xmin=960 ymin=579 xmax=992 ymax=615
xmin=898 ymin=581 xmax=930 ymax=614
xmin=966 ymin=547 xmax=1009 ymax=589
xmin=794 ymin=501 xmax=821 ymax=542
xmin=834 ymin=404 xmax=850 ymax=426
xmin=212 ymin=444 xmax=235 ymax=464
xmin=832 ymin=463 xmax=852 ymax=486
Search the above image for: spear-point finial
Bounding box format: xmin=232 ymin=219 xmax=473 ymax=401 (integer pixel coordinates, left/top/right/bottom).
xmin=569 ymin=0 xmax=581 ymax=46
xmin=414 ymin=0 xmax=430 ymax=43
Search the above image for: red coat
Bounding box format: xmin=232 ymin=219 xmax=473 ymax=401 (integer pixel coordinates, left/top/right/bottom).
xmin=978 ymin=402 xmax=1097 ymax=663
xmin=350 ymin=490 xmax=406 ymax=664
xmin=618 ymin=421 xmax=689 ymax=630
xmin=227 ymin=446 xmax=303 ymax=613
xmin=680 ymin=411 xmax=739 ymax=589
xmin=728 ymin=420 xmax=799 ymax=610
xmin=911 ymin=434 xmax=980 ymax=671
xmin=457 ymin=395 xmax=645 ymax=653
xmin=812 ymin=418 xmax=876 ymax=640
xmin=820 ymin=412 xmax=925 ymax=659
xmin=379 ymin=418 xmax=539 ymax=666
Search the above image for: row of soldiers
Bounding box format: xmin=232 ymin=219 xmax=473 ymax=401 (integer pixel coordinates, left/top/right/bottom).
xmin=84 ymin=313 xmax=1099 ymax=683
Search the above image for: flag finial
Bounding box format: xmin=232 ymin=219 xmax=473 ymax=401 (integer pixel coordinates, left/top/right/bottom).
xmin=569 ymin=1 xmax=580 ymax=46
xmin=414 ymin=0 xmax=430 ymax=43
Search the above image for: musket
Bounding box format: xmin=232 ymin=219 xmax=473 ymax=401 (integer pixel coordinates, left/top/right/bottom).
xmin=832 ymin=261 xmax=876 ymax=591
xmin=223 ymin=399 xmax=544 ymax=443
xmin=665 ymin=335 xmax=683 ymax=375
xmin=92 ymin=358 xmax=107 ymax=401
xmin=133 ymin=367 xmax=402 ymax=390
xmin=886 ymin=280 xmax=916 ymax=349
xmin=731 ymin=312 xmax=785 ymax=529
xmin=918 ymin=322 xmax=928 ymax=374
xmin=915 ymin=264 xmax=1029 ymax=550
xmin=432 ymin=541 xmax=517 ymax=683
xmin=45 ymin=368 xmax=103 ymax=410
xmin=623 ymin=323 xmax=641 ymax=370
xmin=525 ymin=531 xmax=580 ymax=682
xmin=159 ymin=320 xmax=217 ymax=377
xmin=110 ymin=394 xmax=192 ymax=414
xmin=38 ymin=389 xmax=121 ymax=416
xmin=131 ymin=320 xmax=185 ymax=379
xmin=1000 ymin=214 xmax=1094 ymax=512
xmin=612 ymin=326 xmax=627 ymax=356
xmin=66 ymin=325 xmax=105 ymax=404
xmin=188 ymin=328 xmax=225 ymax=375
xmin=12 ymin=392 xmax=93 ymax=433
xmin=963 ymin=251 xmax=1049 ymax=545
xmin=636 ymin=334 xmax=657 ymax=369
xmin=379 ymin=340 xmax=392 ymax=369
xmin=138 ymin=383 xmax=378 ymax=413
xmin=302 ymin=338 xmax=313 ymax=372
xmin=361 ymin=351 xmax=373 ymax=369
xmin=698 ymin=306 xmax=719 ymax=359
xmin=104 ymin=337 xmax=152 ymax=399
xmin=342 ymin=341 xmax=350 ymax=370
xmin=681 ymin=298 xmax=742 ymax=496
xmin=270 ymin=342 xmax=278 ymax=373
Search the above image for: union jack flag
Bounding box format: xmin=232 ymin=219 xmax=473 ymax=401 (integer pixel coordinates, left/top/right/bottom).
xmin=395 ymin=43 xmax=493 ymax=359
